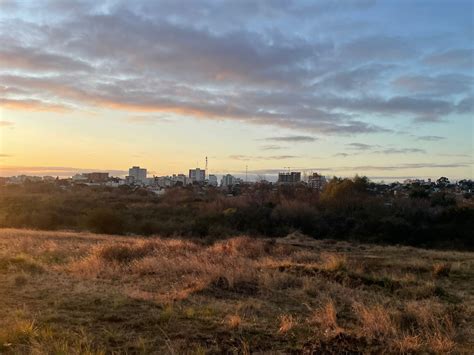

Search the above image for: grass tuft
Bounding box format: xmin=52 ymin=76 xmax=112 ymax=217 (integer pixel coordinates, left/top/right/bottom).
xmin=320 ymin=252 xmax=347 ymax=272
xmin=310 ymin=300 xmax=341 ymax=337
xmin=432 ymin=262 xmax=451 ymax=277
xmin=278 ymin=314 xmax=297 ymax=334
xmin=224 ymin=314 xmax=242 ymax=330
xmin=352 ymin=302 xmax=394 ymax=338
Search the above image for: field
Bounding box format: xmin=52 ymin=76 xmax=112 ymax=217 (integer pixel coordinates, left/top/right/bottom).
xmin=0 ymin=228 xmax=473 ymax=354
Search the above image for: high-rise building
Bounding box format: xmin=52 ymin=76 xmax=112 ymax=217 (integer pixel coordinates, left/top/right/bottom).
xmin=128 ymin=166 xmax=147 ymax=183
xmin=208 ymin=174 xmax=218 ymax=187
xmin=189 ymin=168 xmax=205 ymax=183
xmin=221 ymin=174 xmax=242 ymax=187
xmin=307 ymin=172 xmax=327 ymax=190
xmin=278 ymin=172 xmax=301 ymax=184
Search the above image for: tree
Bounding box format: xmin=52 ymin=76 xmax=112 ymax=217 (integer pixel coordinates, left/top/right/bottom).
xmin=437 ymin=177 xmax=450 ymax=187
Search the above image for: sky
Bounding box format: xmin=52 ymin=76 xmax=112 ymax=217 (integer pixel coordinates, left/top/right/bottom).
xmin=0 ymin=0 xmax=473 ymax=181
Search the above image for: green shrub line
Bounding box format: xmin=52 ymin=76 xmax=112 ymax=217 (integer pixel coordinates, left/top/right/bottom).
xmin=0 ymin=177 xmax=472 ymax=250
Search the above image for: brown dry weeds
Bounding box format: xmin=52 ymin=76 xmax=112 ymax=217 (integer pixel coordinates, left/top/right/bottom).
xmin=0 ymin=228 xmax=473 ymax=354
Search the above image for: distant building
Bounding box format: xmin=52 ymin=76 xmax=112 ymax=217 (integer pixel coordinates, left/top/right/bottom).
xmin=208 ymin=174 xmax=218 ymax=187
xmin=156 ymin=176 xmax=173 ymax=188
xmin=84 ymin=172 xmax=109 ymax=183
xmin=8 ymin=175 xmax=42 ymax=184
xmin=106 ymin=177 xmax=125 ymax=187
xmin=221 ymin=174 xmax=242 ymax=187
xmin=129 ymin=166 xmax=147 ymax=184
xmin=172 ymin=174 xmax=190 ymax=186
xmin=189 ymin=168 xmax=205 ymax=183
xmin=308 ymin=172 xmax=326 ymax=190
xmin=278 ymin=172 xmax=301 ymax=184
xmin=72 ymin=174 xmax=88 ymax=182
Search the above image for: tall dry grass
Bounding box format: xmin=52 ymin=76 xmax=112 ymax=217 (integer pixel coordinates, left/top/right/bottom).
xmin=309 ymin=300 xmax=341 ymax=337
xmin=1 ymin=229 xmax=471 ymax=353
xmin=68 ymin=236 xmax=272 ymax=300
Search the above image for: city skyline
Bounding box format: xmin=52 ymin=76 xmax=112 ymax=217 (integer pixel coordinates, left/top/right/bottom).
xmin=1 ymin=0 xmax=473 ymax=181
xmin=0 ymin=161 xmax=469 ymax=183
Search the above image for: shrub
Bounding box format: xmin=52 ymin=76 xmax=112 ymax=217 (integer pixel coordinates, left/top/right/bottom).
xmin=431 ymin=192 xmax=456 ymax=207
xmin=320 ymin=253 xmax=347 ymax=272
xmin=96 ymin=242 xmax=156 ymax=263
xmin=432 ymin=262 xmax=451 ymax=277
xmin=86 ymin=208 xmax=126 ymax=234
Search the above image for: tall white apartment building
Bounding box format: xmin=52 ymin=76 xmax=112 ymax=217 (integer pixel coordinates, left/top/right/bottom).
xmin=221 ymin=174 xmax=242 ymax=187
xmin=189 ymin=168 xmax=205 ymax=183
xmin=128 ymin=166 xmax=147 ymax=183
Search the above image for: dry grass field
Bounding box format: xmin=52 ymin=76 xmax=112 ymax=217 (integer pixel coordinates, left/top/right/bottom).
xmin=0 ymin=228 xmax=473 ymax=354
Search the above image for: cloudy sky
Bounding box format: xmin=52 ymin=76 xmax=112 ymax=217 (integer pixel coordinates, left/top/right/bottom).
xmin=0 ymin=0 xmax=473 ymax=181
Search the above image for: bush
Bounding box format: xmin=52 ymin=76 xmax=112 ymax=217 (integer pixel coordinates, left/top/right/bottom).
xmin=86 ymin=208 xmax=126 ymax=234
xmin=96 ymin=243 xmax=154 ymax=263
xmin=431 ymin=192 xmax=456 ymax=207
xmin=0 ymin=179 xmax=472 ymax=250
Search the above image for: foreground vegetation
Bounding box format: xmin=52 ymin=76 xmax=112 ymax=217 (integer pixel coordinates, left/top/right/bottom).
xmin=1 ymin=228 xmax=473 ymax=353
xmin=0 ymin=177 xmax=473 ymax=250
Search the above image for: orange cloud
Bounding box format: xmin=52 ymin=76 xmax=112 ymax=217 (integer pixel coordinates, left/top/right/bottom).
xmin=0 ymin=98 xmax=69 ymax=112
xmin=102 ymin=101 xmax=225 ymax=118
xmin=0 ymin=120 xmax=15 ymax=127
xmin=0 ymin=165 xmax=127 ymax=177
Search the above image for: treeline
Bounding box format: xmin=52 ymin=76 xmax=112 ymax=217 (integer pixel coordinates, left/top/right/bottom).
xmin=0 ymin=177 xmax=472 ymax=250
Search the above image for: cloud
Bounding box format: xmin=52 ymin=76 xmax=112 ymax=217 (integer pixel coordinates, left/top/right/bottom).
xmin=0 ymin=0 xmax=471 ymax=137
xmin=0 ymin=120 xmax=14 ymax=127
xmin=300 ymin=94 xmax=461 ymax=124
xmin=412 ymin=115 xmax=444 ymax=123
xmin=0 ymin=45 xmax=93 ymax=73
xmin=331 ymin=96 xmax=454 ymax=120
xmin=0 ymin=74 xmax=390 ymax=134
xmin=340 ymin=35 xmax=415 ymax=61
xmin=0 ymin=165 xmax=128 ymax=177
xmin=392 ymin=74 xmax=472 ymax=96
xmin=456 ymin=96 xmax=474 ymax=114
xmin=125 ymin=115 xmax=174 ymax=124
xmin=416 ymin=135 xmax=445 ymax=141
xmin=374 ymin=148 xmax=426 ymax=154
xmin=344 ymin=143 xmax=426 ymax=155
xmin=264 ymin=136 xmax=317 ymax=142
xmin=347 ymin=142 xmax=377 ymax=150
xmin=347 ymin=163 xmax=471 ymax=171
xmin=0 ymin=154 xmax=12 ymax=157
xmin=0 ymin=98 xmax=70 ymax=112
xmin=334 ymin=153 xmax=350 ymax=157
xmin=314 ymin=64 xmax=394 ymax=93
xmin=438 ymin=153 xmax=471 ymax=158
xmin=423 ymin=49 xmax=474 ymax=69
xmin=260 ymin=145 xmax=283 ymax=151
xmin=229 ymin=155 xmax=299 ymax=161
